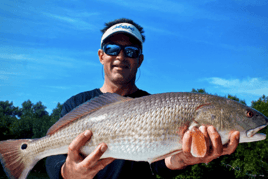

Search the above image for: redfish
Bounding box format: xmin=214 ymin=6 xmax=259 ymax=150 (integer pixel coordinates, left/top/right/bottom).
xmin=0 ymin=92 xmax=267 ymax=179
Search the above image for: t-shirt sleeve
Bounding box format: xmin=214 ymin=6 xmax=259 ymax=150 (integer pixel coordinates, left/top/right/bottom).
xmin=45 ymin=154 xmax=66 ymax=179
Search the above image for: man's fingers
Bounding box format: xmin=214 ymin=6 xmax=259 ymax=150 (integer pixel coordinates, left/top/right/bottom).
xmin=81 ymin=143 xmax=109 ymax=169
xmin=68 ymin=130 xmax=92 ymax=159
xmin=207 ymin=126 xmax=223 ymax=157
xmin=69 ymin=130 xmax=92 ymax=151
xmin=199 ymin=126 xmax=210 ymax=153
xmin=182 ymin=130 xmax=192 ymax=156
xmin=199 ymin=126 xmax=209 ymax=139
xmin=223 ymin=131 xmax=240 ymax=155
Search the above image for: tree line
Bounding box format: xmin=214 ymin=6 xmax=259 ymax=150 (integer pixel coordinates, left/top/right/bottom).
xmin=0 ymin=89 xmax=267 ymax=178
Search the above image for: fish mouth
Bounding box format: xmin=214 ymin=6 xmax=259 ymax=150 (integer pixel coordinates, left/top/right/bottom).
xmin=246 ymin=124 xmax=268 ymax=138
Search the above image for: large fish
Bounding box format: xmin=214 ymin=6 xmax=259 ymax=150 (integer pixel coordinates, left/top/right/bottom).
xmin=0 ymin=92 xmax=267 ymax=179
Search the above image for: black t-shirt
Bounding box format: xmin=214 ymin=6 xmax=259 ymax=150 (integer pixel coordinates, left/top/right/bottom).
xmin=46 ymin=88 xmax=183 ymax=179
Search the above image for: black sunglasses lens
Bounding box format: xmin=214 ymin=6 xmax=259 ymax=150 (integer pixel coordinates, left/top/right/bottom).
xmin=104 ymin=44 xmax=121 ymax=56
xmin=125 ymin=47 xmax=140 ymax=58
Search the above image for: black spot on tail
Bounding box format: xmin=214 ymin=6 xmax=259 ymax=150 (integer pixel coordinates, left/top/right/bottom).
xmin=21 ymin=144 xmax=27 ymax=150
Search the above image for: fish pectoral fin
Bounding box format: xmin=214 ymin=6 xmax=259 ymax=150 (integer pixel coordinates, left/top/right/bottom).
xmin=190 ymin=128 xmax=207 ymax=158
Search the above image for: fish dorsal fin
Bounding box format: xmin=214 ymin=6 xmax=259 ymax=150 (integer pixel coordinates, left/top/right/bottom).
xmin=47 ymin=93 xmax=132 ymax=135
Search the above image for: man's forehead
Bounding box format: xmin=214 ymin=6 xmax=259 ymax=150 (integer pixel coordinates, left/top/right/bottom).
xmin=108 ymin=33 xmax=134 ymax=42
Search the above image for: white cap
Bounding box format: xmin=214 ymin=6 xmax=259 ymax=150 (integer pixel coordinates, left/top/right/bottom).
xmin=100 ymin=23 xmax=143 ymax=48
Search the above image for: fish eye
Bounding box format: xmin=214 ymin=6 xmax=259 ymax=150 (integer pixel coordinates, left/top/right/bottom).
xmin=246 ymin=110 xmax=254 ymax=118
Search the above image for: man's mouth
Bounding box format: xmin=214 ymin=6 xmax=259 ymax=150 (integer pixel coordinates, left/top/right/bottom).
xmin=113 ymin=65 xmax=129 ymax=69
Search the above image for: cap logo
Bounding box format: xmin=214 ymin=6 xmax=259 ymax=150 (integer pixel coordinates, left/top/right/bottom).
xmin=112 ymin=24 xmax=135 ymax=32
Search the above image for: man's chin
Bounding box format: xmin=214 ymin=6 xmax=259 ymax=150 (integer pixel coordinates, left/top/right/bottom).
xmin=112 ymin=76 xmax=135 ymax=84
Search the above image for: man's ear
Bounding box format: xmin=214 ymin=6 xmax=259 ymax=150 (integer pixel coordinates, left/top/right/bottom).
xmin=138 ymin=54 xmax=144 ymax=68
xmin=98 ymin=49 xmax=104 ymax=65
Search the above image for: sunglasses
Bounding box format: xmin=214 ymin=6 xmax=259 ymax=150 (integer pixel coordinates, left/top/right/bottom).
xmin=102 ymin=44 xmax=142 ymax=58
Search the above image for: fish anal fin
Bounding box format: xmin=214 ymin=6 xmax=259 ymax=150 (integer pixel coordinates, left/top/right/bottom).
xmin=148 ymin=149 xmax=182 ymax=163
xmin=47 ymin=93 xmax=133 ymax=135
xmin=190 ymin=128 xmax=207 ymax=157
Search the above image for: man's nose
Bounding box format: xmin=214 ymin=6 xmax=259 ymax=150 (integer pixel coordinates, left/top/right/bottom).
xmin=116 ymin=50 xmax=125 ymax=60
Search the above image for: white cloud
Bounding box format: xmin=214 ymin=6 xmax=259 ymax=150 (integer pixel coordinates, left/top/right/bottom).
xmin=45 ymin=13 xmax=76 ymax=23
xmin=0 ymin=71 xmax=19 ymax=75
xmin=42 ymin=12 xmax=96 ymax=31
xmin=44 ymin=85 xmax=70 ymax=90
xmin=0 ymin=71 xmax=20 ymax=81
xmin=0 ymin=76 xmax=8 ymax=80
xmin=233 ymin=0 xmax=267 ymax=6
xmin=0 ymin=45 xmax=101 ymax=84
xmin=98 ymin=0 xmax=229 ymax=21
xmin=98 ymin=0 xmax=186 ymax=13
xmin=0 ymin=46 xmax=99 ymax=68
xmin=203 ymin=77 xmax=268 ymax=96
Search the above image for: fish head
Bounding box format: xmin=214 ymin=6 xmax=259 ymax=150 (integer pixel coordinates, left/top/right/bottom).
xmin=193 ymin=96 xmax=268 ymax=144
xmin=238 ymin=106 xmax=268 ymax=143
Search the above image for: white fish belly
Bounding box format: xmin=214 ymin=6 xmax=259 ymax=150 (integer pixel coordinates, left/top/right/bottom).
xmin=81 ymin=135 xmax=182 ymax=162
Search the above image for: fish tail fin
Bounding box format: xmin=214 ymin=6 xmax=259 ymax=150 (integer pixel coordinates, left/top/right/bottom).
xmin=0 ymin=139 xmax=38 ymax=179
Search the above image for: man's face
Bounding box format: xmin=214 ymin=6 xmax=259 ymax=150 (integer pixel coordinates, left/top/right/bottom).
xmin=98 ymin=33 xmax=143 ymax=85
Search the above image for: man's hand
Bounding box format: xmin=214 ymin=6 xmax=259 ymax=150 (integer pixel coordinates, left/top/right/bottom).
xmin=165 ymin=126 xmax=240 ymax=170
xmin=61 ymin=130 xmax=115 ymax=179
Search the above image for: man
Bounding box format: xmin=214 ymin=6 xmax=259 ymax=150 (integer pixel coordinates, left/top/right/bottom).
xmin=46 ymin=18 xmax=240 ymax=179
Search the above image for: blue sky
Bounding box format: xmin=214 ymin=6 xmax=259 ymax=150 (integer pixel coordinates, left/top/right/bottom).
xmin=0 ymin=0 xmax=267 ymax=114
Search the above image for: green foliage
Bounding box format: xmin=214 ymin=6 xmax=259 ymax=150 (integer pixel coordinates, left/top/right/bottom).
xmin=50 ymin=102 xmax=63 ymax=124
xmin=191 ymin=88 xmax=247 ymax=105
xmin=0 ymin=101 xmax=20 ymax=140
xmin=227 ymin=94 xmax=247 ymax=105
xmin=11 ymin=100 xmax=52 ymax=139
xmin=191 ymin=88 xmax=207 ymax=94
xmin=251 ymin=95 xmax=268 ymax=117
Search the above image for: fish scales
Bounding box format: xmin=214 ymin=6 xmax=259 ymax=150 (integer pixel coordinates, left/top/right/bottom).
xmin=43 ymin=93 xmax=203 ymax=160
xmin=0 ymin=92 xmax=267 ymax=179
xmin=33 ymin=93 xmax=200 ymax=160
xmin=76 ymin=93 xmax=198 ymax=159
